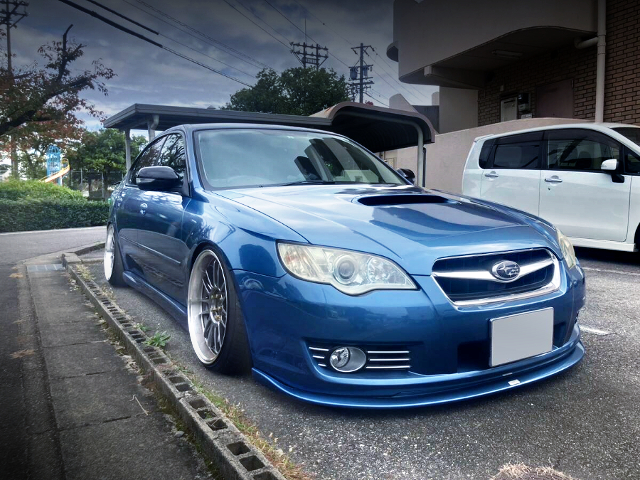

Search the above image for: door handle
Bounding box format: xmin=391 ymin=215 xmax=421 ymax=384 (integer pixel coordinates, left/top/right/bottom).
xmin=544 ymin=176 xmax=563 ymax=184
xmin=484 ymin=171 xmax=499 ymax=179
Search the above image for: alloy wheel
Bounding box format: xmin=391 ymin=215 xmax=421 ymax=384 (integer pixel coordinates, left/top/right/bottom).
xmin=187 ymin=250 xmax=228 ymax=364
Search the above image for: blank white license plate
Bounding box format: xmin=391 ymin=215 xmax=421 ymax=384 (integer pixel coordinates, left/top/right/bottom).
xmin=490 ymin=307 xmax=554 ymax=367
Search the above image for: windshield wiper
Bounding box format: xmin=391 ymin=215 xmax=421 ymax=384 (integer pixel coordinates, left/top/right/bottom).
xmin=275 ymin=180 xmax=336 ymax=186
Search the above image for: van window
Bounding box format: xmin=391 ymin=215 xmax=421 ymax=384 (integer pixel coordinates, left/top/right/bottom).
xmin=546 ymin=129 xmax=620 ymax=172
xmin=492 ymin=143 xmax=540 ymax=169
xmin=625 ymin=149 xmax=640 ymax=174
xmin=478 ymin=140 xmax=494 ymax=169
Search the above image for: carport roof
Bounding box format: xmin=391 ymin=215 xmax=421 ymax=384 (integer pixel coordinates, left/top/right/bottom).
xmin=103 ymin=102 xmax=435 ymax=152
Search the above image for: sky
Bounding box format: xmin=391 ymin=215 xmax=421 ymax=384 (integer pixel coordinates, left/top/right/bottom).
xmin=7 ymin=0 xmax=437 ymax=132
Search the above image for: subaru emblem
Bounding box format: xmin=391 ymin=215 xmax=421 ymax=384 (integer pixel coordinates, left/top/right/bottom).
xmin=491 ymin=260 xmax=520 ymax=281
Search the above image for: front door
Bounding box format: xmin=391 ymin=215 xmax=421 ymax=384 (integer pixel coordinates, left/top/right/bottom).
xmin=538 ymin=129 xmax=631 ymax=241
xmin=134 ymin=133 xmax=190 ymax=302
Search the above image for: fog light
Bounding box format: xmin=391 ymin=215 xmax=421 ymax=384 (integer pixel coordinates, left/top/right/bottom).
xmin=329 ymin=347 xmax=366 ymax=373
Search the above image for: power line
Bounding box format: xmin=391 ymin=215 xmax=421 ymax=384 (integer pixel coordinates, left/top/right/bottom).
xmin=117 ymin=1 xmax=257 ymax=78
xmin=290 ymin=0 xmax=432 ymax=104
xmin=84 ymin=0 xmax=158 ymax=34
xmin=365 ymin=92 xmax=387 ymax=107
xmin=220 ymin=0 xmax=291 ymax=51
xmin=130 ymin=0 xmax=269 ymax=70
xmin=57 ymin=0 xmax=254 ymax=87
xmin=252 ymin=0 xmax=350 ymax=69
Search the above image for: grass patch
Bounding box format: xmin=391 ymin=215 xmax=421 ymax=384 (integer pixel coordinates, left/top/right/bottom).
xmin=145 ymin=330 xmax=171 ymax=348
xmin=492 ymin=463 xmax=576 ymax=480
xmin=176 ymin=365 xmax=310 ymax=480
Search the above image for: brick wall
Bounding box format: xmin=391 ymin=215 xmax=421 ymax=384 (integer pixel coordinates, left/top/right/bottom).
xmin=478 ymin=0 xmax=640 ymax=126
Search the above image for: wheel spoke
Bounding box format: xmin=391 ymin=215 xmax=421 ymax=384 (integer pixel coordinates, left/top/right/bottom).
xmin=203 ymin=269 xmax=214 ymax=293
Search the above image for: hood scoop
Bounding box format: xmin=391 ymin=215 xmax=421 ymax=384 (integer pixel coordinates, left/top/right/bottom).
xmin=357 ymin=194 xmax=452 ymax=207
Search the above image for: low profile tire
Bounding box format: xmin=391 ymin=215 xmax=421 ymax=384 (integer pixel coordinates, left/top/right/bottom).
xmin=104 ymin=224 xmax=127 ymax=287
xmin=187 ymin=248 xmax=252 ymax=374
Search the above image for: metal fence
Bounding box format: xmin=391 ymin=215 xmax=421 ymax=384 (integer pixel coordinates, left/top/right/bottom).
xmin=62 ymin=170 xmax=125 ymax=200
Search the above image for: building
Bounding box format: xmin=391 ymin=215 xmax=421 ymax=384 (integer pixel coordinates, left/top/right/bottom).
xmin=389 ymin=0 xmax=639 ymax=127
xmin=384 ymin=0 xmax=639 ymax=192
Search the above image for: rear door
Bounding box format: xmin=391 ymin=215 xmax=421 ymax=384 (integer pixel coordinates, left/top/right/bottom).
xmin=479 ymin=131 xmax=543 ymax=215
xmin=538 ymin=128 xmax=631 ymax=241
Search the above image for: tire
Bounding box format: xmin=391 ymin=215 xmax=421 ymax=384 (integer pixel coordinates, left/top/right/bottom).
xmin=187 ymin=247 xmax=252 ymax=375
xmin=104 ymin=224 xmax=127 ymax=287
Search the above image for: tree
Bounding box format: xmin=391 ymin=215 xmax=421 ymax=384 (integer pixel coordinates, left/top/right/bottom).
xmin=67 ymin=129 xmax=146 ymax=198
xmin=224 ymin=67 xmax=350 ymax=116
xmin=0 ymin=25 xmax=115 ymax=177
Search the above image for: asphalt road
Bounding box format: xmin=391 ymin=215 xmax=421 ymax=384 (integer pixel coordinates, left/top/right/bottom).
xmin=86 ymin=246 xmax=640 ymax=480
xmin=0 ymin=226 xmax=105 ymax=265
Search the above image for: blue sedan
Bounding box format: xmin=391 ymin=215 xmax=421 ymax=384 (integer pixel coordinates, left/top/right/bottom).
xmin=104 ymin=124 xmax=585 ymax=408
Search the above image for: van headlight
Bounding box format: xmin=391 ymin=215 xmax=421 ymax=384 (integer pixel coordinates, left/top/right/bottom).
xmin=557 ymin=229 xmax=577 ymax=270
xmin=277 ymin=242 xmax=416 ymax=295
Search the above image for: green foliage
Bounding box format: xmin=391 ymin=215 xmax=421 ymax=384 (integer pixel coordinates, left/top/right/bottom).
xmin=67 ymin=129 xmax=147 ymax=175
xmin=0 ymin=179 xmax=84 ymax=201
xmin=0 ymin=197 xmax=108 ymax=232
xmin=145 ymin=331 xmax=171 ymax=348
xmin=224 ymin=67 xmax=350 ymax=116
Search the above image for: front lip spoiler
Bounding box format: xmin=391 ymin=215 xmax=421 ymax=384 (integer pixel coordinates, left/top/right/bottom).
xmin=252 ymin=341 xmax=584 ymax=409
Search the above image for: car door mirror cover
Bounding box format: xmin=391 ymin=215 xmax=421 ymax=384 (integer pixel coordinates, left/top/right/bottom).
xmin=600 ymin=159 xmax=618 ymax=171
xmin=397 ymin=168 xmax=416 ymax=183
xmin=137 ymin=166 xmax=182 ymax=191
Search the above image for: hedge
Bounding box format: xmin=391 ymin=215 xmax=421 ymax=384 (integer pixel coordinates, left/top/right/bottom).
xmin=0 ymin=198 xmax=109 ymax=232
xmin=0 ymin=179 xmax=84 ymax=201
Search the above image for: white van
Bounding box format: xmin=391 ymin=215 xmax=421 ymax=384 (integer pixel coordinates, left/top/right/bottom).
xmin=462 ymin=124 xmax=640 ymax=252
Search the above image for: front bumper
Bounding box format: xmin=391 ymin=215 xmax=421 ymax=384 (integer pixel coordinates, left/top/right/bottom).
xmin=235 ymin=262 xmax=585 ymax=408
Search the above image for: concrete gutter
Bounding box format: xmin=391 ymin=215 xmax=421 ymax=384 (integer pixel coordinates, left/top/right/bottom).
xmin=62 ymin=250 xmax=285 ymax=480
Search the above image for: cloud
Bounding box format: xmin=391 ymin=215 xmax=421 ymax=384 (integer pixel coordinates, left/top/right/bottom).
xmin=8 ymin=0 xmax=437 ymax=133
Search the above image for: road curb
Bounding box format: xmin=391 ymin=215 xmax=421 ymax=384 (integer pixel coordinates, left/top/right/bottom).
xmin=63 ymin=257 xmax=285 ymax=480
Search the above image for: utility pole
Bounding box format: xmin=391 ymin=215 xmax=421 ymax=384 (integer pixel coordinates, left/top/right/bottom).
xmin=290 ymin=42 xmax=328 ymax=70
xmin=1 ymin=0 xmax=28 ymax=178
xmin=349 ymin=43 xmax=373 ymax=103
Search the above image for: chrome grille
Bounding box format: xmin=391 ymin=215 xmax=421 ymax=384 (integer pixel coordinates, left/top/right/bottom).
xmin=432 ymin=249 xmax=560 ymax=306
xmin=308 ymin=346 xmax=411 ymax=371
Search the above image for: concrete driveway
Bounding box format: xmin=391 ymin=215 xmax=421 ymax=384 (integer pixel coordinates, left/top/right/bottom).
xmin=85 ymin=248 xmax=640 ymax=480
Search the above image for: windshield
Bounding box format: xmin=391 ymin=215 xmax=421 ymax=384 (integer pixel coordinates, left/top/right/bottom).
xmin=195 ymin=129 xmax=406 ymax=189
xmin=613 ymin=127 xmax=640 ymax=147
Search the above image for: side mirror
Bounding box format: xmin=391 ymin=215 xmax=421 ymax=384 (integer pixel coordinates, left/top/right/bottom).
xmin=397 ymin=168 xmax=416 ymax=184
xmin=601 ymin=159 xmax=618 ymax=171
xmin=137 ymin=166 xmax=182 ymax=191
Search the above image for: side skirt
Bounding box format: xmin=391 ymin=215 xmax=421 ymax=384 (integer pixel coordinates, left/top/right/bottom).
xmin=123 ymin=271 xmax=188 ymax=330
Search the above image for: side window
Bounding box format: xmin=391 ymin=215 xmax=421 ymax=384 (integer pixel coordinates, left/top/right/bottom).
xmin=129 ymin=137 xmax=165 ymax=184
xmin=478 ymin=139 xmax=494 ymax=169
xmin=625 ymin=148 xmax=640 ymax=174
xmin=546 ymin=129 xmax=620 ymax=172
xmin=158 ymin=134 xmax=187 ymax=180
xmin=489 ymin=132 xmax=542 ymax=170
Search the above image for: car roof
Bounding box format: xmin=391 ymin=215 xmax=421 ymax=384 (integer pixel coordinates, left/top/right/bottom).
xmin=163 ymin=122 xmax=346 ymax=137
xmin=474 ymin=122 xmax=640 ymax=143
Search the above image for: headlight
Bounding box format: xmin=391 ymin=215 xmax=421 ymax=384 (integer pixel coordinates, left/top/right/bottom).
xmin=277 ymin=242 xmax=416 ymax=295
xmin=557 ymin=229 xmax=577 ymax=270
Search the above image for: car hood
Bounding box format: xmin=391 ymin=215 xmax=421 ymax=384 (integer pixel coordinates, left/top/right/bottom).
xmin=216 ymin=185 xmax=559 ymax=275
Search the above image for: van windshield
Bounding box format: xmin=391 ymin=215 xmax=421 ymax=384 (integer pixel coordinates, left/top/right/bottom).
xmin=613 ymin=127 xmax=640 ymax=147
xmin=195 ymin=129 xmax=406 ymax=189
